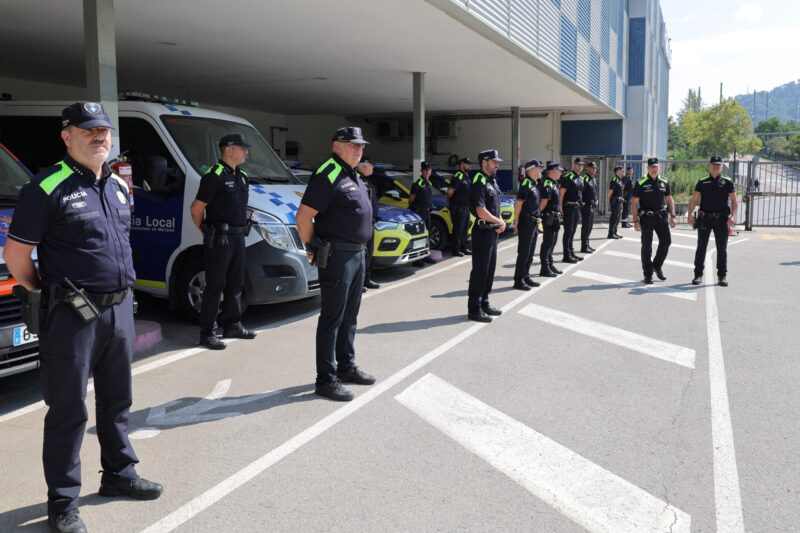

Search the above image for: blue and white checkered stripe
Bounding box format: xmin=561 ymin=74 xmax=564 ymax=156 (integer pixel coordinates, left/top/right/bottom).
xmin=163 ymin=104 xmax=192 ymax=116
xmin=250 ymin=185 xmax=299 ymax=224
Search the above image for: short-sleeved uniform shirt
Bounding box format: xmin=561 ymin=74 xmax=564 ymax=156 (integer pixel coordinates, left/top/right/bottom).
xmin=449 ymin=170 xmax=470 ymax=207
xmin=559 ymin=171 xmax=583 ymax=204
xmin=695 ymin=174 xmax=735 ymax=212
xmin=8 ymin=153 xmax=135 ymax=292
xmin=360 ymin=174 xmax=380 ymax=223
xmin=538 ymin=178 xmax=562 ymax=214
xmin=516 ymin=177 xmax=541 ymax=217
xmin=195 ymin=160 xmax=249 ymax=226
xmin=410 ymin=177 xmax=432 ymax=211
xmin=622 ymin=175 xmax=633 ymax=198
xmin=469 ymin=171 xmax=500 ymax=219
xmin=609 ymin=174 xmax=624 ymax=201
xmin=632 ymin=175 xmax=671 ymax=210
xmin=301 ymin=153 xmax=372 ymax=244
xmin=582 ymin=173 xmax=598 ymax=204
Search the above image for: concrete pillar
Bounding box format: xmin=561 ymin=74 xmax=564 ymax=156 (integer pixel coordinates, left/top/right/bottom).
xmin=511 ymin=106 xmax=521 ymax=192
xmin=412 ymin=72 xmax=425 ymax=178
xmin=550 ymin=111 xmax=562 ymax=163
xmin=84 ymin=0 xmax=120 ymax=158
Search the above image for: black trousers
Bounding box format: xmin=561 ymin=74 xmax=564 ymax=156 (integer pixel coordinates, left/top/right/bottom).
xmin=316 ymin=248 xmax=365 ymax=385
xmin=580 ymin=205 xmax=595 ymax=248
xmin=365 ymin=231 xmax=375 ymax=284
xmin=694 ymin=217 xmax=729 ymax=278
xmin=622 ymin=195 xmax=632 ymax=220
xmin=540 ymin=218 xmax=560 ymax=273
xmin=640 ymin=213 xmax=671 ymax=276
xmin=562 ymin=205 xmax=580 ymax=256
xmin=468 ymin=228 xmax=498 ymax=311
xmin=39 ymin=291 xmax=139 ymax=515
xmin=514 ymin=217 xmax=539 ymax=282
xmin=200 ymin=234 xmax=246 ymax=333
xmin=608 ymin=198 xmax=622 ymax=236
xmin=450 ymin=205 xmax=470 ymax=253
xmin=414 ymin=207 xmax=432 ymax=231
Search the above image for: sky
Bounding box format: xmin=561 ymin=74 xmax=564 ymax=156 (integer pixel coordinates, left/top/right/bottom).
xmin=661 ymin=0 xmax=800 ymax=117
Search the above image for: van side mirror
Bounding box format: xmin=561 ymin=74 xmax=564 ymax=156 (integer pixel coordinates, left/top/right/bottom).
xmin=144 ymin=155 xmax=184 ymax=195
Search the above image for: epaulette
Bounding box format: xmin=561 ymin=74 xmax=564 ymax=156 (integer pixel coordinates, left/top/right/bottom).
xmin=38 ymin=161 xmax=74 ymax=195
xmin=315 ymin=157 xmax=343 ymax=184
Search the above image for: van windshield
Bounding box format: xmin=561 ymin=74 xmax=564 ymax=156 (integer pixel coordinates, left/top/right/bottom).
xmin=160 ymin=115 xmax=300 ymax=184
xmin=0 ymin=145 xmax=32 ymax=204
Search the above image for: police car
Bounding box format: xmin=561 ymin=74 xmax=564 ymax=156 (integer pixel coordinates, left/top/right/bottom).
xmin=289 ymin=168 xmax=430 ymax=268
xmin=0 ymin=143 xmax=40 ymax=378
xmin=433 ymin=170 xmax=516 ymax=233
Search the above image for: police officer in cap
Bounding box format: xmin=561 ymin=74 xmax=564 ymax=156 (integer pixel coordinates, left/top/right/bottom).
xmin=579 ymin=161 xmax=599 ymax=253
xmin=687 ymin=156 xmax=738 ymax=286
xmin=447 ymin=157 xmax=472 ymax=256
xmin=631 ymin=157 xmax=677 ymax=284
xmin=621 ymin=166 xmax=634 ymax=227
xmin=538 ymin=163 xmax=564 ymax=277
xmin=358 ymin=154 xmax=381 ymax=290
xmin=5 ymin=102 xmax=163 ymax=533
xmin=467 ymin=149 xmax=506 ymax=322
xmin=190 ymin=133 xmax=257 ymax=349
xmin=513 ymin=159 xmax=545 ymax=290
xmin=559 ymin=157 xmax=585 ymax=263
xmin=607 ymin=165 xmax=625 ymax=239
xmin=296 ymin=127 xmax=376 ymax=401
xmin=409 ymin=161 xmax=436 ymax=265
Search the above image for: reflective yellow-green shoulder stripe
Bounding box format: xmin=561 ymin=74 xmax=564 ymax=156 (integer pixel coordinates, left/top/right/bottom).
xmin=39 ymin=161 xmax=73 ymax=195
xmin=544 ymin=179 xmax=553 ymax=188
xmin=583 ymin=175 xmax=591 ymax=183
xmin=239 ymin=168 xmax=248 ymax=176
xmin=316 ymin=157 xmax=342 ymax=184
xmin=212 ymin=164 xmax=224 ymax=176
xmin=522 ymin=178 xmax=532 ymax=188
xmin=416 ymin=178 xmax=424 ymax=187
xmin=454 ymin=171 xmax=464 ymax=181
xmin=637 ymin=177 xmax=648 ymax=185
xmin=721 ymin=175 xmax=732 ymax=182
xmin=473 ymin=172 xmax=487 ymax=185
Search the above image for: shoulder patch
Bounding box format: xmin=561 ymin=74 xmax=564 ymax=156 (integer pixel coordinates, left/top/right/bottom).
xmin=315 ymin=157 xmax=342 ymax=184
xmin=721 ymin=175 xmax=732 ymax=182
xmin=473 ymin=172 xmax=487 ymax=185
xmin=637 ymin=177 xmax=648 ymax=186
xmin=213 ymin=164 xmax=224 ymax=176
xmin=39 ymin=161 xmax=73 ymax=195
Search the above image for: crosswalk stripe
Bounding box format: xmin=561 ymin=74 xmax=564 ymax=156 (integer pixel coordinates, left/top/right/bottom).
xmin=603 ymin=250 xmax=695 ymax=269
xmin=572 ymin=270 xmax=698 ymax=301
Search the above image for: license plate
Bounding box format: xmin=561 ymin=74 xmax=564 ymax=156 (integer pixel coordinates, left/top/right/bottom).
xmin=13 ymin=326 xmax=38 ymax=347
xmin=412 ymin=238 xmax=427 ymax=250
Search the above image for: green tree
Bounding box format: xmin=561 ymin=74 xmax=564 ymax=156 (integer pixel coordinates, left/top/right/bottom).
xmin=683 ymin=100 xmax=762 ymax=157
xmin=765 ymin=136 xmax=788 ymax=157
xmin=788 ymin=135 xmax=800 ymax=160
xmin=667 ymin=115 xmax=687 ymax=154
xmin=755 ymin=116 xmax=783 ymax=134
xmin=677 ymin=88 xmax=704 ymax=123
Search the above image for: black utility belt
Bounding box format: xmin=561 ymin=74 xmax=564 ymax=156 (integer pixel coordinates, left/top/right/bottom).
xmin=210 ymin=223 xmax=249 ymax=234
xmin=582 ymin=201 xmax=598 ymax=207
xmin=638 ymin=208 xmax=667 ymax=217
xmin=565 ymin=202 xmax=581 ymax=208
xmin=522 ymin=213 xmax=542 ymax=223
xmin=47 ymin=284 xmax=130 ymax=307
xmin=698 ymin=210 xmax=728 ymax=219
xmin=329 ymin=240 xmax=366 ymax=251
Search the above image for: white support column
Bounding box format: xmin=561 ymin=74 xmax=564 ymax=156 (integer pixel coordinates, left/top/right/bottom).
xmin=412 ymin=72 xmax=425 ymax=178
xmin=84 ymin=0 xmax=120 ymax=158
xmin=550 ymin=111 xmax=562 ymax=163
xmin=511 ymin=106 xmax=521 ymax=192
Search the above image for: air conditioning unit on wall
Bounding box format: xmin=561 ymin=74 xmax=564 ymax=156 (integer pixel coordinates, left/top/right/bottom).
xmin=432 ymin=119 xmax=459 ymax=139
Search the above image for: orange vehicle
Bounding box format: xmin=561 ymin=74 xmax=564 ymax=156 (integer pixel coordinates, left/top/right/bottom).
xmin=0 ymin=143 xmax=40 ymax=378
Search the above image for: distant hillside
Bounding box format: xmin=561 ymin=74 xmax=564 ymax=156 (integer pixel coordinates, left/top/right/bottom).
xmin=735 ymin=80 xmax=800 ymax=125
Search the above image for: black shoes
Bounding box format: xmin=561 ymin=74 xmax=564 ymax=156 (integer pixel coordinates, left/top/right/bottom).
xmin=199 ymin=332 xmax=226 ymax=350
xmin=539 ymin=270 xmax=557 ymax=278
xmin=607 ymin=234 xmax=616 ymax=239
xmin=643 ymin=276 xmax=653 ymax=285
xmin=364 ymin=280 xmax=381 ymax=289
xmin=550 ymin=264 xmax=563 ymax=274
xmin=481 ymin=305 xmax=502 ymax=316
xmin=572 ymin=254 xmax=584 ymax=261
xmin=622 ymin=222 xmax=632 ymax=228
xmin=718 ymin=277 xmax=728 ymax=287
xmin=336 ymin=366 xmax=376 ymax=385
xmin=362 ymin=287 xmax=367 ymax=293
xmin=654 ymin=268 xmax=666 ymax=281
xmin=315 ymin=379 xmax=354 ymax=401
xmin=223 ymin=325 xmax=257 ymax=339
xmin=580 ymin=247 xmax=594 ymax=253
xmin=563 ymin=256 xmax=578 ymax=264
xmin=513 ymin=282 xmax=531 ymax=291
xmin=48 ymin=509 xmax=86 ymax=533
xmin=468 ymin=310 xmax=493 ymax=322
xmin=99 ymin=473 xmax=164 ymax=500
xmin=692 ymin=276 xmax=702 ymax=285
xmin=523 ymin=276 xmax=541 ymax=288
xmin=462 ymin=249 xmax=473 ymax=255
xmin=453 ymin=251 xmax=465 ymax=257
xmin=614 ymin=234 xmax=624 ymax=239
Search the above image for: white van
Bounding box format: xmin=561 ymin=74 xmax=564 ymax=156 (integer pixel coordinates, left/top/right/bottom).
xmin=0 ymin=96 xmax=319 ymax=320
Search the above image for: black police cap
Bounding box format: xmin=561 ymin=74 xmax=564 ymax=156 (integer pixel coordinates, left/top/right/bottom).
xmin=421 ymin=161 xmax=432 ymax=170
xmin=219 ymin=133 xmax=252 ymax=148
xmin=61 ymin=101 xmax=114 ymax=130
xmin=613 ymin=166 xmax=624 ymax=172
xmin=709 ymin=155 xmax=723 ymax=164
xmin=626 ymin=166 xmax=633 ymax=170
xmin=332 ymin=126 xmax=369 ymax=144
xmin=524 ymin=159 xmax=545 ymax=171
xmin=458 ymin=157 xmax=473 ymax=165
xmin=647 ymin=157 xmax=659 ymax=166
xmin=584 ymin=161 xmax=597 ymax=168
xmin=573 ymin=157 xmax=585 ymax=164
xmin=478 ymin=149 xmax=502 ymax=162
xmin=545 ymin=162 xmax=564 ymax=171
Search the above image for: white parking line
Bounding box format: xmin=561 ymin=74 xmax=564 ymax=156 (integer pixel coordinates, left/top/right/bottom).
xmin=518 ymin=303 xmax=696 ymax=369
xmin=396 ymin=374 xmax=691 ymax=533
xmin=603 ymin=250 xmax=695 ymax=269
xmin=620 ymin=237 xmax=696 ymax=250
xmin=572 ymin=270 xmax=698 ymax=301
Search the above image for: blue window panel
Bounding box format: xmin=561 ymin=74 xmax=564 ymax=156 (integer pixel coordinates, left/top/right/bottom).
xmin=617 ymin=27 xmax=624 ymax=75
xmin=602 ymin=0 xmax=611 ymax=23
xmin=628 ymin=17 xmax=645 ymax=86
xmin=589 ymin=49 xmax=601 ymax=97
xmin=550 ymin=0 xmax=560 ymax=7
xmin=560 ymin=16 xmax=578 ymax=82
xmin=608 ymin=70 xmax=617 ymax=109
xmin=561 ymin=120 xmax=624 ymax=155
xmin=578 ymin=0 xmax=591 ymax=40
xmin=601 ymin=21 xmax=610 ymax=61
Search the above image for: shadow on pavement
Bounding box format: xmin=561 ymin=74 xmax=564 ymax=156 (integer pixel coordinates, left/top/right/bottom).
xmin=358 ymin=315 xmax=465 ymax=334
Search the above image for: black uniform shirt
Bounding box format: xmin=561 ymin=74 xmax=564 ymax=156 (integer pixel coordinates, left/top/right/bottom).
xmin=361 ymin=175 xmax=380 ymax=223
xmin=8 ymin=153 xmax=136 ymax=292
xmin=622 ymin=175 xmax=633 ymax=198
xmin=632 ymin=175 xmax=671 ymax=210
xmin=195 ymin=160 xmax=250 ymax=226
xmin=469 ymin=171 xmax=500 ymax=218
xmin=609 ymin=175 xmax=624 ymax=201
xmin=516 ymin=177 xmax=541 ymax=217
xmin=559 ymin=171 xmax=583 ymax=203
xmin=301 ymin=153 xmax=373 ymax=244
xmin=695 ymin=175 xmax=735 ymax=212
xmin=449 ymin=170 xmax=471 ymax=207
xmin=538 ymin=178 xmax=562 ymax=213
xmin=410 ymin=177 xmax=432 ymax=210
xmin=582 ymin=174 xmax=598 ymax=204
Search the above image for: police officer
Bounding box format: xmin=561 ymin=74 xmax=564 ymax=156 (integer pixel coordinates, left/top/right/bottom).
xmin=447 ymin=157 xmax=472 ymax=256
xmin=190 ymin=133 xmax=257 ymax=350
xmin=358 ymin=155 xmax=381 ymax=290
xmin=631 ymin=157 xmax=677 ymax=284
xmin=607 ymin=165 xmax=625 ymax=239
xmin=467 ymin=149 xmax=506 ymax=322
xmin=4 ymin=102 xmax=162 ymax=533
xmin=579 ymin=161 xmax=599 ymax=253
xmin=409 ymin=161 xmax=436 ymax=265
xmin=621 ymin=166 xmax=634 ymax=227
xmin=688 ymin=156 xmax=738 ymax=286
xmin=513 ymin=159 xmax=544 ymax=290
xmin=538 ymin=163 xmax=564 ymax=277
xmin=559 ymin=157 xmax=585 ymax=263
xmin=296 ymin=127 xmax=376 ymax=401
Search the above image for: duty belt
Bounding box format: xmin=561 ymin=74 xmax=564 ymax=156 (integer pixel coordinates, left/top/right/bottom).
xmin=329 ymin=240 xmax=366 ymax=251
xmin=699 ymin=210 xmax=726 ymax=219
xmin=216 ymin=224 xmax=248 ymax=234
xmin=565 ymin=202 xmax=581 ymax=208
xmin=638 ymin=208 xmax=667 ymax=217
xmin=582 ymin=201 xmax=598 ymax=207
xmin=47 ymin=284 xmax=129 ymax=306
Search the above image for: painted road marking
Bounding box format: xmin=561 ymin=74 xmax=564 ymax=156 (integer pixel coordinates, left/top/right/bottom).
xmin=396 ymin=374 xmax=691 ymax=533
xmin=603 ymin=250 xmax=695 ymax=269
xmin=518 ymin=304 xmax=696 ymax=369
xmin=621 ymin=237 xmax=696 ymax=250
xmin=572 ymin=270 xmax=698 ymax=301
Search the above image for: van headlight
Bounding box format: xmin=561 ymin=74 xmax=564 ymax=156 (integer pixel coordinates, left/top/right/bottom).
xmin=374 ymin=220 xmax=399 ymax=231
xmin=251 ymin=211 xmax=293 ymax=250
